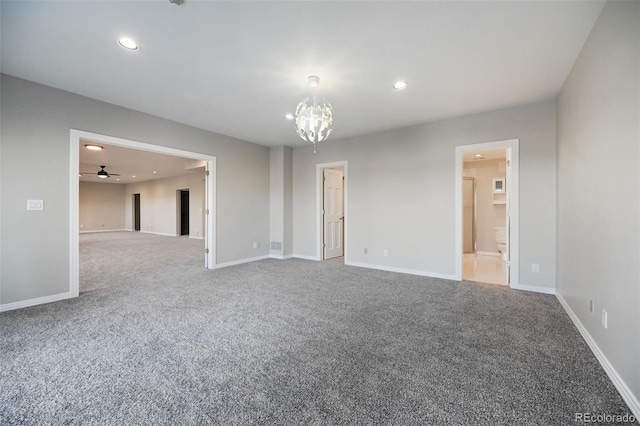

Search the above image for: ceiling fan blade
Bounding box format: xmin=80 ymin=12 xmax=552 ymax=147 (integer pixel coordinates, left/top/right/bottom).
xmin=109 ymin=173 xmax=121 ymax=176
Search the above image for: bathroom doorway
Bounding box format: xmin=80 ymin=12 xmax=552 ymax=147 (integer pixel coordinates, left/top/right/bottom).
xmin=455 ymin=139 xmax=519 ymax=288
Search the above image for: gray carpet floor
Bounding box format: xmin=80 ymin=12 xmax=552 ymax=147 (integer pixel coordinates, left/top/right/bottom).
xmin=0 ymin=232 xmax=635 ymax=425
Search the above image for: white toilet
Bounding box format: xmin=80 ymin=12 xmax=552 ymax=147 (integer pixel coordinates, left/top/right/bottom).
xmin=495 ymin=227 xmax=507 ymax=260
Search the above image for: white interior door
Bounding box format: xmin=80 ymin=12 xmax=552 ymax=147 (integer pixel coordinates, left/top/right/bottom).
xmin=323 ymin=168 xmax=344 ymax=259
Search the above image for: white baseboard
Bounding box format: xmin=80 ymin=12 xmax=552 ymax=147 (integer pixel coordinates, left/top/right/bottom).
xmin=345 ymin=261 xmax=457 ymax=281
xmin=477 ymin=251 xmax=501 ymax=257
xmin=270 ymin=254 xmax=294 ymax=260
xmin=140 ymin=231 xmax=177 ymax=237
xmin=292 ymin=254 xmax=321 ymax=261
xmin=509 ymin=283 xmax=556 ymax=295
xmin=188 ymin=236 xmax=205 ymax=240
xmin=0 ymin=292 xmax=75 ymax=312
xmin=215 ymin=255 xmax=270 ymax=269
xmin=79 ymin=229 xmax=127 ymax=234
xmin=556 ymin=292 xmax=640 ymax=419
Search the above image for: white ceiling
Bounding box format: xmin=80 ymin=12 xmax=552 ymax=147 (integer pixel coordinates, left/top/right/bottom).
xmin=463 ymin=148 xmax=506 ymax=163
xmin=1 ymin=0 xmax=605 ymax=151
xmin=79 ymin=140 xmax=204 ymax=184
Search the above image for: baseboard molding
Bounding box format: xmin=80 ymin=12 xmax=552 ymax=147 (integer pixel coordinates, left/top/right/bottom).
xmin=215 ymin=255 xmax=270 ymax=269
xmin=0 ymin=292 xmax=75 ymax=313
xmin=292 ymin=254 xmax=321 ymax=261
xmin=79 ymin=229 xmax=127 ymax=234
xmin=477 ymin=251 xmax=501 ymax=257
xmin=139 ymin=231 xmax=177 ymax=237
xmin=556 ymin=292 xmax=640 ymax=419
xmin=345 ymin=261 xmax=457 ymax=281
xmin=188 ymin=236 xmax=205 ymax=240
xmin=509 ymin=283 xmax=555 ymax=295
xmin=269 ymin=254 xmax=294 ymax=260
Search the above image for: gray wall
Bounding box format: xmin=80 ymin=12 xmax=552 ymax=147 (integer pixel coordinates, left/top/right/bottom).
xmin=124 ymin=171 xmax=205 ymax=238
xmin=557 ymin=0 xmax=640 ymax=404
xmin=269 ymin=146 xmax=294 ymax=258
xmin=0 ymin=74 xmax=269 ymax=305
xmin=79 ymin=182 xmax=126 ymax=232
xmin=293 ymin=100 xmax=557 ymax=289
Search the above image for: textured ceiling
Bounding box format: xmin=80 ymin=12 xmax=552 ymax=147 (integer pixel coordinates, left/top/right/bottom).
xmin=1 ymin=0 xmax=605 ymax=149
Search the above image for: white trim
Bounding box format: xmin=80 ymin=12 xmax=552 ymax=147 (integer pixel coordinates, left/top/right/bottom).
xmin=188 ymin=236 xmax=205 ymax=240
xmin=477 ymin=251 xmax=501 ymax=257
xmin=293 ymin=254 xmax=320 ymax=261
xmin=70 ymin=130 xmax=217 ymax=303
xmin=140 ymin=230 xmax=179 ymax=238
xmin=316 ymin=161 xmax=348 ymax=262
xmin=345 ymin=261 xmax=458 ymax=281
xmin=269 ymin=254 xmax=294 ymax=260
xmin=0 ymin=292 xmax=74 ymax=313
xmin=509 ymin=283 xmax=555 ymax=295
xmin=215 ymin=255 xmax=270 ymax=269
xmin=455 ymin=139 xmax=519 ymax=288
xmin=79 ymin=229 xmax=127 ymax=234
xmin=556 ymin=293 xmax=640 ymax=419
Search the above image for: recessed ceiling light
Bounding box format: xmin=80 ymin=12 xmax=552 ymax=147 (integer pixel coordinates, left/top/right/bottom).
xmin=84 ymin=144 xmax=103 ymax=151
xmin=393 ymin=81 xmax=408 ymax=90
xmin=132 ymin=175 xmax=136 ymax=178
xmin=118 ymin=38 xmax=139 ymax=51
xmin=285 ymin=113 xmax=294 ymax=120
xmin=153 ymin=171 xmax=157 ymax=174
xmin=474 ymin=153 xmax=483 ymax=158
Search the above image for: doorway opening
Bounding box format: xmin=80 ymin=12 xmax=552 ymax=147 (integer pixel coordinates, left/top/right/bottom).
xmin=455 ymin=139 xmax=519 ymax=288
xmin=133 ymin=193 xmax=141 ymax=231
xmin=316 ymin=161 xmax=348 ymax=262
xmin=70 ymin=129 xmax=217 ymax=298
xmin=179 ymin=190 xmax=189 ymax=236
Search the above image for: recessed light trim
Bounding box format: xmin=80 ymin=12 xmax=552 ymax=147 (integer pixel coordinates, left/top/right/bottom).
xmin=84 ymin=144 xmax=103 ymax=151
xmin=285 ymin=113 xmax=294 ymax=120
xmin=393 ymin=81 xmax=408 ymax=90
xmin=118 ymin=38 xmax=139 ymax=51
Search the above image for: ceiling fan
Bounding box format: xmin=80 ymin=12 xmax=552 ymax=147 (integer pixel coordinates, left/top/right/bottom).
xmin=80 ymin=165 xmax=121 ymax=179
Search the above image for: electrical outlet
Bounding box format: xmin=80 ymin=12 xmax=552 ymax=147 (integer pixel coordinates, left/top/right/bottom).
xmin=364 ymin=248 xmax=368 ymax=254
xmin=589 ymin=299 xmax=594 ymax=314
xmin=383 ymin=250 xmax=388 ymax=257
xmin=602 ymin=309 xmax=608 ymax=329
xmin=532 ymin=263 xmax=540 ymax=273
xmin=253 ymin=242 xmax=258 ymax=249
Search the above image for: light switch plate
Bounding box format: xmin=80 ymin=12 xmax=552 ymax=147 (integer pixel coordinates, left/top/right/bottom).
xmin=27 ymin=200 xmax=44 ymax=211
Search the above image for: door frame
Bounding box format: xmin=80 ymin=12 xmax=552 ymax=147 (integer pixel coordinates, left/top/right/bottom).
xmin=454 ymin=139 xmax=519 ymax=287
xmin=70 ymin=129 xmax=217 ymax=298
xmin=316 ymin=161 xmax=348 ymax=262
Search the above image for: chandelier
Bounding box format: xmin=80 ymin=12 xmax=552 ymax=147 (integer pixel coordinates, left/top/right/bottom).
xmin=294 ymin=76 xmax=333 ymax=153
